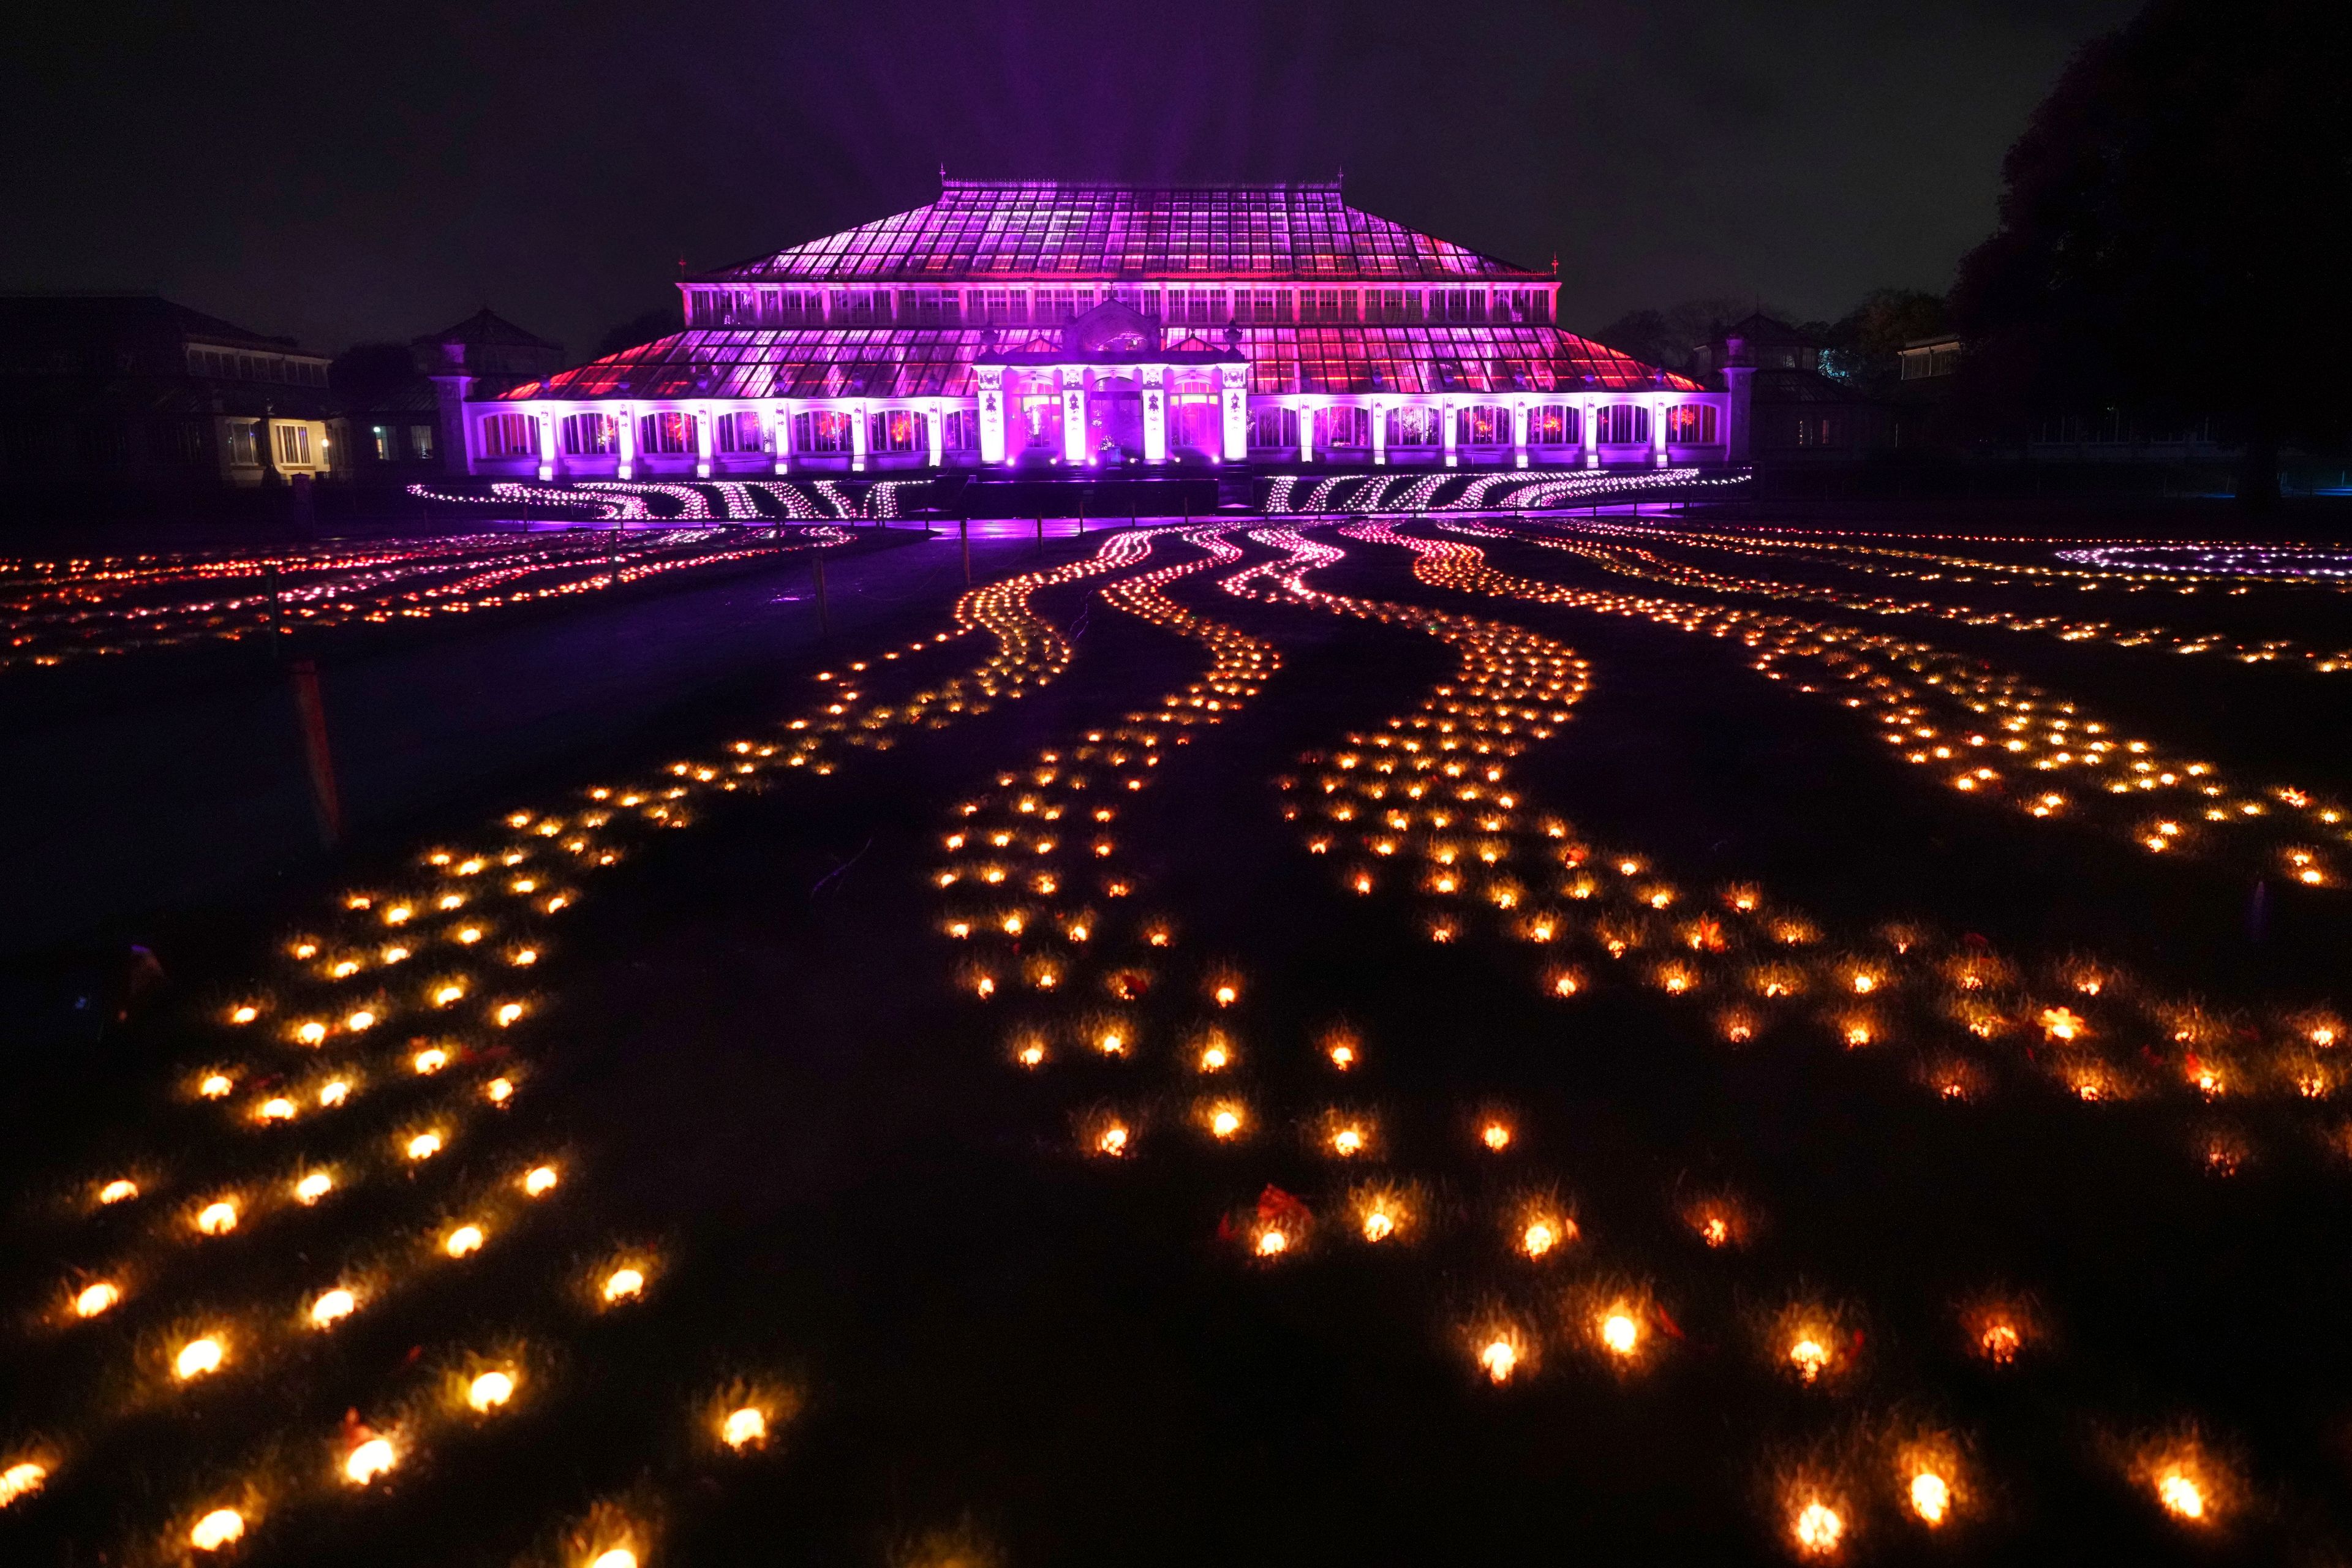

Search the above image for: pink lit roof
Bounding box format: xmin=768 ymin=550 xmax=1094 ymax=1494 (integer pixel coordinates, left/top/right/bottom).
xmin=499 ymin=325 xmax=1698 ymax=402
xmin=692 ymin=180 xmax=1553 ymax=284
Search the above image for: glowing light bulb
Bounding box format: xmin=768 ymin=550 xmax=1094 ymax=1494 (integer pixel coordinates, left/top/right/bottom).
xmin=1214 ymin=984 xmax=1238 ymax=1006
xmin=522 ymin=1165 xmax=559 ymax=1197
xmin=189 ymin=1507 xmax=245 ymax=1550
xmin=1600 ymin=1313 xmax=1639 ymax=1357
xmin=1479 ymin=1339 xmax=1517 ymax=1383
xmin=199 ymin=1074 xmax=233 ymax=1099
xmin=466 ymin=1370 xmax=514 ymax=1412
xmin=318 ymin=1079 xmax=350 ymax=1107
xmin=405 ymin=1132 xmax=443 ymax=1161
xmin=1095 ymin=1123 xmax=1129 ymax=1156
xmin=2157 ymin=1470 xmax=2205 ymax=1520
xmin=1789 ymin=1338 xmax=1830 ymax=1382
xmin=722 ymin=1406 xmax=767 ymax=1449
xmin=345 ymin=1009 xmax=377 ymax=1031
xmin=1909 ymin=1469 xmax=1950 ymax=1525
xmin=1362 ymin=1208 xmax=1395 ymax=1242
xmin=228 ymin=1004 xmax=258 ymax=1025
xmin=1 ymin=1461 xmax=47 ymax=1507
xmin=196 ymin=1200 xmax=238 ymax=1235
xmin=444 ymin=1224 xmax=485 ymax=1257
xmin=494 ymin=1002 xmax=524 ymax=1027
xmin=603 ymin=1267 xmax=646 ymax=1303
xmin=98 ymin=1178 xmax=137 ymax=1205
xmin=1210 ymin=1107 xmax=1242 ymax=1139
xmin=1793 ymin=1501 xmax=1842 ymax=1555
xmin=590 ymin=1550 xmax=638 ymax=1568
xmin=485 ymin=1076 xmax=514 ymax=1103
xmin=1480 ymin=1122 xmax=1512 ymax=1152
xmin=1332 ymin=1126 xmax=1364 ymax=1156
xmin=311 ymin=1287 xmax=357 ymax=1327
xmin=258 ymin=1096 xmax=295 ymax=1122
xmin=75 ymin=1281 xmax=119 ymax=1317
xmin=1256 ymin=1228 xmax=1287 ymax=1257
xmin=343 ymin=1436 xmax=395 ymax=1485
xmin=295 ymin=1171 xmax=333 ymax=1204
xmin=175 ymin=1336 xmax=224 ymax=1379
xmin=1521 ymin=1221 xmax=1558 ymax=1257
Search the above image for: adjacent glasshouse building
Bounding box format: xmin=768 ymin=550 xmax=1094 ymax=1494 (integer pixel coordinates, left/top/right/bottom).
xmin=446 ymin=179 xmax=1740 ymax=479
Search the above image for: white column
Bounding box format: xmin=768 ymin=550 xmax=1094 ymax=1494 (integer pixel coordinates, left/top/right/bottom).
xmin=1221 ymin=364 xmax=1248 ymax=463
xmin=978 ymin=368 xmax=1008 ymax=466
xmin=770 ymin=401 xmax=791 ymax=474
xmin=1371 ymin=401 xmax=1387 ymax=466
xmin=694 ymin=403 xmax=714 ymax=478
xmin=850 ymin=401 xmax=869 ymax=473
xmin=926 ymin=400 xmax=946 ymax=468
xmin=617 ymin=403 xmax=636 ymax=480
xmin=1060 ymin=370 xmax=1087 ymax=465
xmin=1512 ymin=400 xmax=1531 ymax=469
xmin=1298 ymin=402 xmax=1315 ymax=464
xmin=1441 ymin=399 xmax=1459 ymax=469
xmin=1652 ymin=393 xmax=1669 ymax=469
xmin=1142 ymin=368 xmax=1167 ymax=464
xmin=1581 ymin=396 xmax=1600 ymax=469
xmin=535 ymin=405 xmax=555 ymax=482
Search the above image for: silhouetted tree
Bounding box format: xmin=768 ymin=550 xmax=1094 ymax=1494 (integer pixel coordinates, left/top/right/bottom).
xmin=1952 ymin=0 xmax=2352 ymax=505
xmin=1820 ymin=290 xmax=1950 ymax=391
xmin=1596 ymin=298 xmax=1768 ymax=372
xmin=1595 ymin=308 xmax=1674 ymax=369
xmin=595 ymin=305 xmax=684 ymax=360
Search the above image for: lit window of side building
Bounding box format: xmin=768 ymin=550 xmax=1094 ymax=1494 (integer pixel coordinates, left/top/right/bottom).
xmin=457 ymin=179 xmax=1738 ymax=478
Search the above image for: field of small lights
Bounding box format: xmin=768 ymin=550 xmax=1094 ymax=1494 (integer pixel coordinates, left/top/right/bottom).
xmin=5 ymin=493 xmax=2352 ymax=1566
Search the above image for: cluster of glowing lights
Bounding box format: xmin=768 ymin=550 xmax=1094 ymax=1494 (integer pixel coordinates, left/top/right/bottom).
xmin=1529 ymin=513 xmax=2352 ymax=672
xmin=2 ymin=521 xmax=851 ymax=671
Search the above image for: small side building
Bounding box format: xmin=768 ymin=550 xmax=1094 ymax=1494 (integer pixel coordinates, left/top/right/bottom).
xmin=1693 ymin=313 xmax=1893 ymax=462
xmin=0 ymin=294 xmax=342 ymax=489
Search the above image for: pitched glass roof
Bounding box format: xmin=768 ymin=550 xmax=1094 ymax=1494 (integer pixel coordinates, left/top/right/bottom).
xmin=694 ymin=180 xmax=1551 ymax=284
xmin=499 ymin=326 xmax=1698 ymax=403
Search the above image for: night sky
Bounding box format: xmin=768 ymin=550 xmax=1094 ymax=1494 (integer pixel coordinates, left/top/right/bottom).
xmin=4 ymin=0 xmax=2136 ymax=361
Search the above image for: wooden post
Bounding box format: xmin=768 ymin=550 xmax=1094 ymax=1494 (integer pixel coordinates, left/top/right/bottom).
xmin=813 ymin=552 xmax=829 ymax=636
xmin=289 ymin=657 xmax=342 ymax=849
xmin=960 ymin=515 xmax=971 ymax=584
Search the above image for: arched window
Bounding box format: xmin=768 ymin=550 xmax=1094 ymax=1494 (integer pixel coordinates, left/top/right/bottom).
xmin=1315 ymin=406 xmax=1371 ymax=448
xmin=867 ymin=409 xmax=925 ymax=454
xmin=1666 ymin=404 xmax=1719 ymax=443
xmin=793 ymin=410 xmax=854 ymax=453
xmin=1528 ymin=404 xmax=1579 ymax=445
xmin=638 ymin=411 xmax=695 ymax=454
xmin=1386 ymin=405 xmax=1440 ymax=447
xmin=943 ymin=409 xmax=979 ymax=451
xmin=1457 ymin=405 xmax=1512 ymax=447
xmin=1597 ymin=404 xmax=1651 ymax=445
xmin=1170 ymin=397 xmax=1221 ymax=452
xmin=1249 ymin=406 xmax=1299 ymax=450
xmin=480 ymin=412 xmax=535 ymax=458
xmin=714 ymin=411 xmax=766 ymax=453
xmin=560 ymin=412 xmax=617 ymax=456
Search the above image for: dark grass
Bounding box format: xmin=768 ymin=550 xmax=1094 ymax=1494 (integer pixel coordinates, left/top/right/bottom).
xmin=4 ymin=514 xmax=2351 ymax=1564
